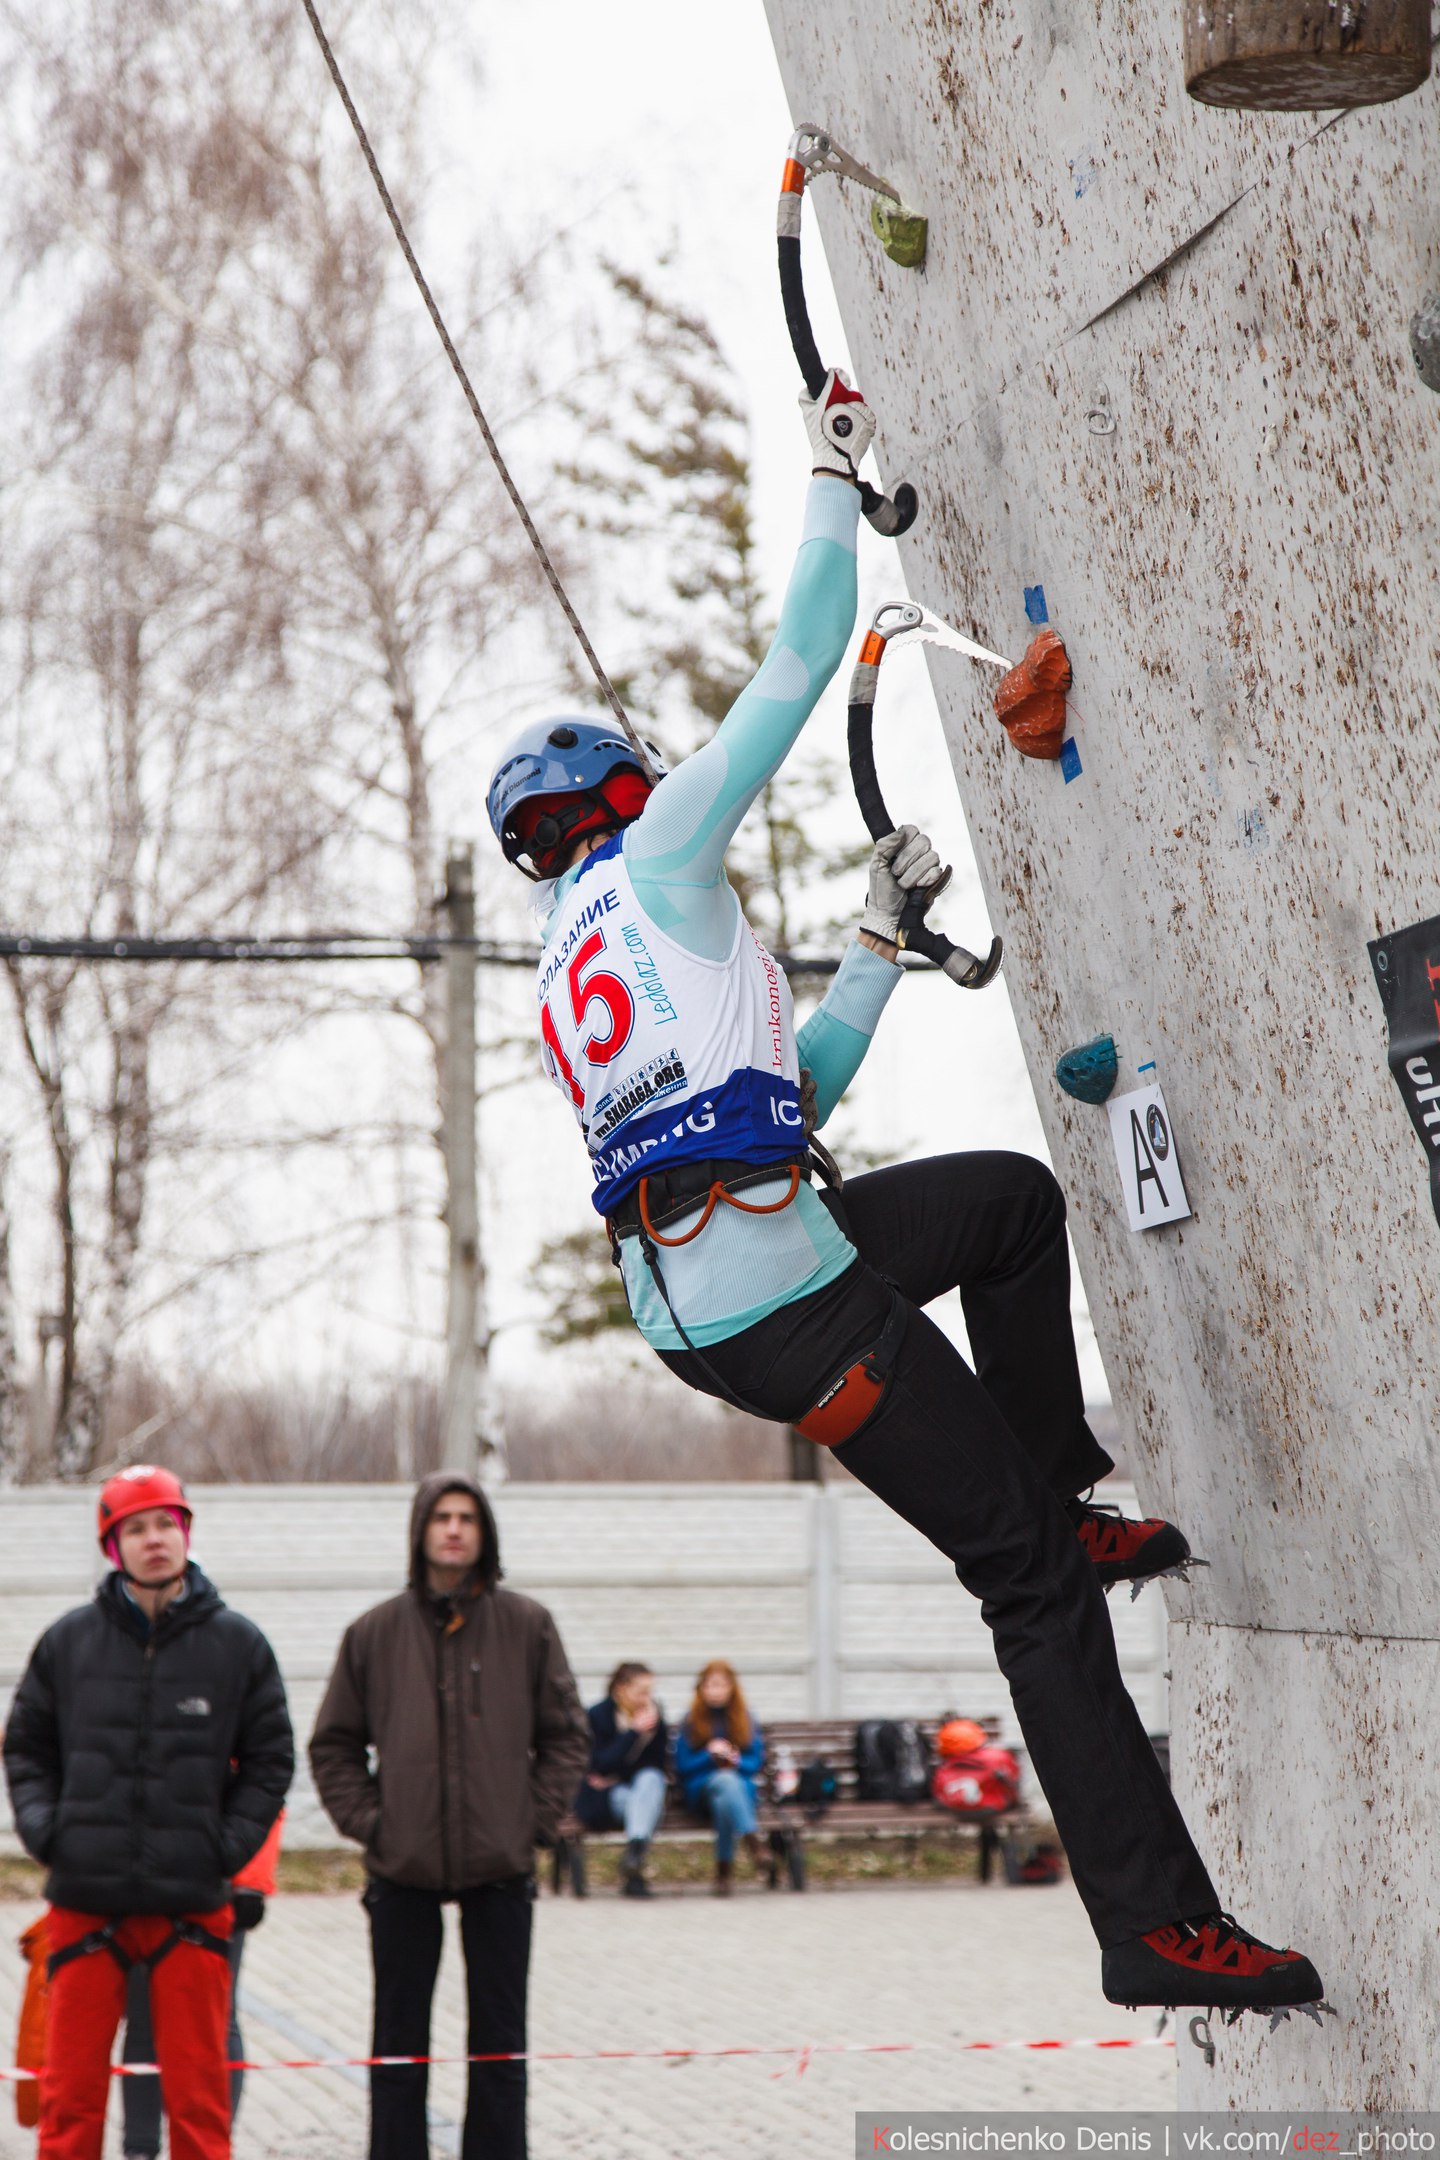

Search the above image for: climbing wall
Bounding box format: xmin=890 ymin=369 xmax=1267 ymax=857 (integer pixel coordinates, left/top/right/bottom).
xmin=762 ymin=0 xmax=1440 ymax=2105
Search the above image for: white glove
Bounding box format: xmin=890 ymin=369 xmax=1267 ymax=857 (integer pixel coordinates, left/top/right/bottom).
xmin=859 ymin=825 xmax=952 ymax=942
xmin=799 ymin=367 xmax=876 ymax=484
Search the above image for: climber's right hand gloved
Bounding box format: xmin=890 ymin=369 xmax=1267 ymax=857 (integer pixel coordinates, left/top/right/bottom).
xmin=800 ymin=367 xmax=876 ymax=485
xmin=859 ymin=826 xmax=951 ymax=943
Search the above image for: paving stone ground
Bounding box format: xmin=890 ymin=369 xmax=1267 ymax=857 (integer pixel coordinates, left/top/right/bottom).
xmin=0 ymin=1876 xmax=1174 ymax=2157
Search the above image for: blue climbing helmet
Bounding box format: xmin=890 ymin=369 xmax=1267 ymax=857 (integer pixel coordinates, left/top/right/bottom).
xmin=487 ymin=717 xmax=662 ymax=880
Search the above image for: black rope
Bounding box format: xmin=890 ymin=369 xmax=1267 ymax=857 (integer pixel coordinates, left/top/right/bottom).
xmin=298 ymin=0 xmax=657 ymax=783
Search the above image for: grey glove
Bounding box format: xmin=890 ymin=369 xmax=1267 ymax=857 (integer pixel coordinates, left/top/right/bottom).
xmin=859 ymin=825 xmax=952 ymax=943
xmin=799 ymin=367 xmax=876 ymax=484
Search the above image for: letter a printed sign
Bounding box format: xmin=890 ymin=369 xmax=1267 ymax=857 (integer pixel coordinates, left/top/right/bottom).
xmin=1106 ymin=1083 xmax=1192 ymax=1233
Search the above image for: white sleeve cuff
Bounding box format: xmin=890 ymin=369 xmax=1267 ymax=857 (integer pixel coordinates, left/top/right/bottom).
xmin=801 ymin=476 xmax=861 ymax=554
xmin=821 ymin=938 xmax=903 ymax=1033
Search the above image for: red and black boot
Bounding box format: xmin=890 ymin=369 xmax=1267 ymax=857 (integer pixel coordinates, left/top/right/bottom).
xmin=1103 ymin=1912 xmax=1324 ymax=2011
xmin=1065 ymin=1492 xmax=1196 ymax=1594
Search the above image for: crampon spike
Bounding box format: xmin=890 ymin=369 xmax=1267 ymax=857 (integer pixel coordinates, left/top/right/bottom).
xmin=1129 ymin=1555 xmax=1211 ymax=1602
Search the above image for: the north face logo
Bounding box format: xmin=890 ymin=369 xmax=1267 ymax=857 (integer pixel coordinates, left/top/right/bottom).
xmin=176 ymin=1697 xmax=211 ymax=1716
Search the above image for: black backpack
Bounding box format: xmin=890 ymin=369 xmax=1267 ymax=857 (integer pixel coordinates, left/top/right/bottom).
xmin=854 ymin=1718 xmax=931 ymax=1804
xmin=796 ymin=1758 xmax=837 ymax=1816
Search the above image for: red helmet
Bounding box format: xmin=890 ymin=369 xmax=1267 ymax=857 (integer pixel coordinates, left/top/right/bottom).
xmin=96 ymin=1465 xmax=192 ymax=1552
xmin=936 ymin=1717 xmax=989 ymax=1760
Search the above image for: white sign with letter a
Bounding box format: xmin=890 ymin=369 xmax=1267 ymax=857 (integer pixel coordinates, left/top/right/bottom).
xmin=1106 ymin=1083 xmax=1192 ymax=1233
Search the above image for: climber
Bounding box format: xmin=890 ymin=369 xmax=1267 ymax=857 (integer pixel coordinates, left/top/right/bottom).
xmin=486 ymin=369 xmax=1324 ymax=2015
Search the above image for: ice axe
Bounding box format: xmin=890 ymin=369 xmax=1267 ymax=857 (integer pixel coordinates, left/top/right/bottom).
xmin=847 ymin=603 xmax=1009 ymax=989
xmin=777 ymin=126 xmax=924 ymax=539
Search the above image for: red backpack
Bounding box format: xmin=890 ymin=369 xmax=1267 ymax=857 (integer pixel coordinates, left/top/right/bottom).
xmin=931 ymin=1743 xmax=1021 ymax=1819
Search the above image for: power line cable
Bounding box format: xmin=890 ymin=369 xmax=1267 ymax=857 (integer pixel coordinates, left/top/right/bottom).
xmin=298 ymin=0 xmax=658 ymax=783
xmin=0 ymin=931 xmax=937 ymax=977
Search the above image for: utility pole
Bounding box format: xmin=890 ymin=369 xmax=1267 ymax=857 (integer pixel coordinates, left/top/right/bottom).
xmin=439 ymin=844 xmax=507 ymax=1482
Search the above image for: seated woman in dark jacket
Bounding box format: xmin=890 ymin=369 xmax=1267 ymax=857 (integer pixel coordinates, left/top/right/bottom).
xmin=574 ymin=1661 xmax=668 ymax=1899
xmin=672 ymin=1659 xmax=766 ymax=1895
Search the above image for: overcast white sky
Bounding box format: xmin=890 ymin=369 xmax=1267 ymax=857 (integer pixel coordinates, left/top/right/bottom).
xmin=3 ymin=0 xmax=1108 ymax=1415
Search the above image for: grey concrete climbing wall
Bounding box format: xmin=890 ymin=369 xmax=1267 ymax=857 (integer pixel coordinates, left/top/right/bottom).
xmin=763 ymin=0 xmax=1440 ymax=2106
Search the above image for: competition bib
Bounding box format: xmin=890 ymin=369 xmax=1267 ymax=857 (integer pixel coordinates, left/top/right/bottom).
xmin=536 ymin=836 xmax=803 ymax=1213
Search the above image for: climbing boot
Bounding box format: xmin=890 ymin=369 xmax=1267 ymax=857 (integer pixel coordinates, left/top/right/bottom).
xmin=1066 ymin=1492 xmax=1194 ymax=1592
xmin=618 ymin=1839 xmax=652 ymax=1898
xmin=1102 ymin=1913 xmax=1324 ymax=2011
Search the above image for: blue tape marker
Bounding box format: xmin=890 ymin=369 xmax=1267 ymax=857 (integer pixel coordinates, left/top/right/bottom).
xmin=1137 ymin=1061 xmax=1156 ymax=1075
xmin=1024 ymin=585 xmax=1049 ymax=625
xmin=1059 ymin=737 xmax=1082 ymax=783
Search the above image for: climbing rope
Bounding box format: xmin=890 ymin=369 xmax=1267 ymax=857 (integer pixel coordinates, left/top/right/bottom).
xmin=298 ymin=0 xmax=658 ymax=784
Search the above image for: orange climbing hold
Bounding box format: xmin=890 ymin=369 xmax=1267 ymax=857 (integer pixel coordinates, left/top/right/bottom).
xmin=994 ymin=629 xmax=1072 ymax=760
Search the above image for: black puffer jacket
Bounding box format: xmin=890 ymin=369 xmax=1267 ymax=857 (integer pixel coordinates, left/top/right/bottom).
xmin=3 ymin=1564 xmax=294 ymax=1915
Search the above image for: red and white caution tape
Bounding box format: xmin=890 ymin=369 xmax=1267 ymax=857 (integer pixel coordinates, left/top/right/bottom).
xmin=0 ymin=2033 xmax=1175 ymax=2082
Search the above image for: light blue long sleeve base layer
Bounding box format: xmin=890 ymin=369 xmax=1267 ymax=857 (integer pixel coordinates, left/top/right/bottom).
xmin=542 ymin=477 xmax=902 ymax=1352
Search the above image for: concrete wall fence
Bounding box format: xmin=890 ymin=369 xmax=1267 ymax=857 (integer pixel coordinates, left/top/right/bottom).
xmin=0 ymin=1481 xmax=1164 ymax=1848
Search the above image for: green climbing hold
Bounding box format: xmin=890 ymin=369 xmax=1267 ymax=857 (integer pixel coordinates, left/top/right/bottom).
xmin=1055 ymin=1036 xmax=1119 ymax=1105
xmin=870 ymin=198 xmax=928 ymax=270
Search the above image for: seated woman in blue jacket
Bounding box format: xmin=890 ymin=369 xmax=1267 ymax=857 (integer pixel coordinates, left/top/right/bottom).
xmin=574 ymin=1661 xmax=668 ymax=1899
xmin=673 ymin=1660 xmax=766 ymax=1894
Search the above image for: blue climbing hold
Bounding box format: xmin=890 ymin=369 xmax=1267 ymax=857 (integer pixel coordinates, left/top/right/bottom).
xmin=1024 ymin=585 xmax=1049 ymax=625
xmin=1055 ymin=1035 xmax=1119 ymax=1104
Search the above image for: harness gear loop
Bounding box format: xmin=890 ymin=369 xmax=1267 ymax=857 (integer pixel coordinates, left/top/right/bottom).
xmin=637 ymin=1165 xmax=802 ymax=1248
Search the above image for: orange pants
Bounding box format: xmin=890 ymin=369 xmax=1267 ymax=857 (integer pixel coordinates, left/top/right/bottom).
xmin=40 ymin=1905 xmax=234 ymax=2160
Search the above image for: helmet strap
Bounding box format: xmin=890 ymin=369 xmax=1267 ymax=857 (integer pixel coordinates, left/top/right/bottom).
xmin=516 ymin=789 xmax=624 ymax=879
xmin=105 ymin=1512 xmax=191 ymax=1589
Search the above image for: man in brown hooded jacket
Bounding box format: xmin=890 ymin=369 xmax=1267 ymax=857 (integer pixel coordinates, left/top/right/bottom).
xmin=310 ymin=1473 xmax=588 ymax=2160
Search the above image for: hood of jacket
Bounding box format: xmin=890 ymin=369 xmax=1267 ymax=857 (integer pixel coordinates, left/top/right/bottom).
xmin=407 ymin=1471 xmax=502 ymax=1595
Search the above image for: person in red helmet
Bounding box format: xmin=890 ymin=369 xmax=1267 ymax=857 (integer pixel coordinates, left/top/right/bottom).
xmin=3 ymin=1467 xmax=293 ymax=2160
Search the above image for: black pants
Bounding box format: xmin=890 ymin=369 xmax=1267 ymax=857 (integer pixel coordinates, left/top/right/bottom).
xmin=364 ymin=1874 xmax=532 ymax=2160
xmin=120 ymin=1933 xmax=245 ymax=2155
xmin=661 ymin=1151 xmax=1219 ymax=1948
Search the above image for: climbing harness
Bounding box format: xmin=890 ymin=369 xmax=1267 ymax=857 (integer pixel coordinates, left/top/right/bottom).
xmin=608 ymin=1156 xmax=904 ymax=1446
xmin=298 ymin=0 xmax=657 ymax=785
xmin=777 ymin=128 xmax=920 ymax=539
xmin=47 ymin=1916 xmax=231 ymax=1984
xmin=847 ymin=603 xmax=1008 ymax=989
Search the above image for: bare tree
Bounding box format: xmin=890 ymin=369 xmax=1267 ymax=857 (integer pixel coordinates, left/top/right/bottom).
xmin=0 ymin=1145 xmax=21 ymax=1471
xmin=0 ymin=0 xmax=409 ymax=1469
xmin=0 ymin=0 xmax=699 ymax=1475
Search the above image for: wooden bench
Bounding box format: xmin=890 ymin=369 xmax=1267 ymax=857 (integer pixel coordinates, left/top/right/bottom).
xmin=546 ymin=1715 xmax=1041 ymax=1896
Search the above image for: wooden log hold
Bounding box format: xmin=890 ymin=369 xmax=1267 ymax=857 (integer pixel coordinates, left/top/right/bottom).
xmin=1184 ymin=0 xmax=1432 ymax=109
